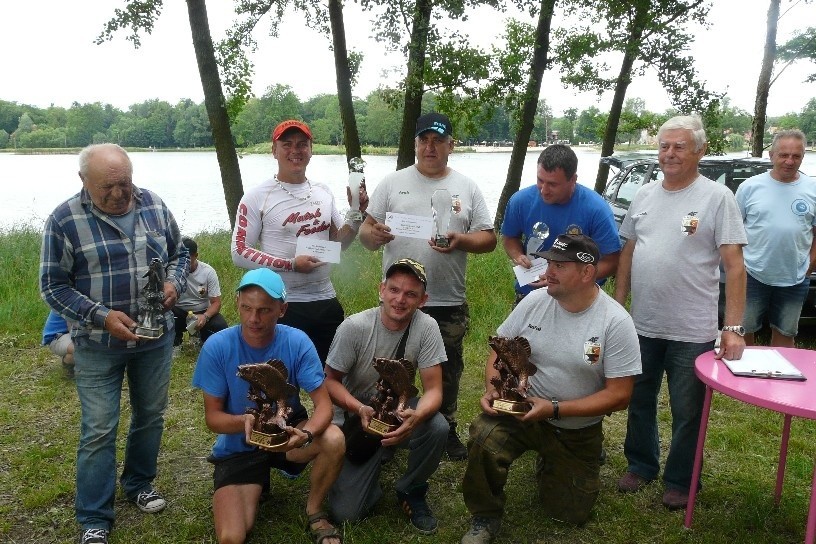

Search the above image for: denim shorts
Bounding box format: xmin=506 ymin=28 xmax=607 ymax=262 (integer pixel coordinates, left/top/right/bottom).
xmin=743 ymin=273 xmax=810 ymax=337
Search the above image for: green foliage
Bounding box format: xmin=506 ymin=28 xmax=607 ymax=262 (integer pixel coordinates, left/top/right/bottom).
xmin=778 ymin=26 xmax=816 ymax=83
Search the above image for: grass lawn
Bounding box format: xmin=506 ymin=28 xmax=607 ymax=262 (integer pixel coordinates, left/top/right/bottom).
xmin=2 ymin=228 xmax=816 ymax=543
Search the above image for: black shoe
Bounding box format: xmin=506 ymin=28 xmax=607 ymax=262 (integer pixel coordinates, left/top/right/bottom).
xmin=397 ymin=483 xmax=438 ymax=535
xmin=446 ymin=422 xmax=468 ymax=461
xmin=80 ymin=529 xmax=109 ymax=544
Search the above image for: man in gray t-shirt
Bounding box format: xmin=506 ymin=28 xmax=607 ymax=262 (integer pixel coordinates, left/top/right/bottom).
xmin=325 ymin=258 xmax=447 ymax=535
xmin=614 ymin=115 xmax=747 ymax=511
xmin=461 ymin=235 xmax=641 ymax=543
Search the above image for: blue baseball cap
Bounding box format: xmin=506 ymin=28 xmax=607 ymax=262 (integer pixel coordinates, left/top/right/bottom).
xmin=415 ymin=112 xmax=452 ymax=138
xmin=236 ymin=268 xmax=287 ymax=302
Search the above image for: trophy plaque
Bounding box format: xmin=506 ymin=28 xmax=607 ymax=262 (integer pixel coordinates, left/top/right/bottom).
xmin=134 ymin=258 xmax=166 ymax=339
xmin=237 ymin=359 xmax=298 ymax=450
xmin=526 ymin=221 xmax=550 ymax=256
xmin=346 ymin=157 xmax=366 ymax=222
xmin=431 ymin=189 xmax=453 ymax=248
xmin=488 ymin=335 xmax=537 ymax=415
xmin=366 ymin=357 xmax=419 ymax=436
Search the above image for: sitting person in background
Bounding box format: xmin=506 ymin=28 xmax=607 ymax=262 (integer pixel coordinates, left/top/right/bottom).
xmin=42 ymin=309 xmax=74 ymax=376
xmin=173 ymin=237 xmax=228 ymax=349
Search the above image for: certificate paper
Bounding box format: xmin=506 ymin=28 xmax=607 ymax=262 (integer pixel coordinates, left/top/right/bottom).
xmin=385 ymin=213 xmax=433 ymax=240
xmin=513 ymin=258 xmax=548 ymax=286
xmin=295 ymin=237 xmax=341 ymax=264
xmin=722 ymin=348 xmax=805 ymax=381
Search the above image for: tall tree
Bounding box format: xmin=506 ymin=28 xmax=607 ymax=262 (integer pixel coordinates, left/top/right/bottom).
xmin=556 ymin=0 xmax=712 ymax=193
xmin=493 ymin=0 xmax=556 ymax=230
xmin=752 ymin=0 xmax=781 ymax=157
xmin=328 ymin=0 xmax=362 ymax=164
xmin=97 ymin=0 xmax=245 ymax=229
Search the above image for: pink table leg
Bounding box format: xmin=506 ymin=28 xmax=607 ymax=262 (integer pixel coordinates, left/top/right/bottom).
xmin=806 ymin=461 xmax=816 ymax=544
xmin=775 ymin=414 xmax=792 ymax=505
xmin=685 ymin=385 xmax=713 ymax=529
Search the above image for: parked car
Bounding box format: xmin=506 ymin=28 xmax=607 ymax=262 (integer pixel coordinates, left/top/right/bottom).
xmin=599 ymin=153 xmax=816 ymax=325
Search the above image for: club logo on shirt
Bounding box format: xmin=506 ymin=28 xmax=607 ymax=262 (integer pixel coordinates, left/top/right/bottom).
xmin=791 ymin=199 xmax=809 ymax=216
xmin=681 ymin=212 xmax=699 ymax=236
xmin=566 ymin=224 xmax=583 ymax=235
xmin=584 ymin=337 xmax=601 ymax=365
xmin=452 ymin=197 xmax=462 ymax=214
xmin=198 ymin=286 xmax=207 ymax=296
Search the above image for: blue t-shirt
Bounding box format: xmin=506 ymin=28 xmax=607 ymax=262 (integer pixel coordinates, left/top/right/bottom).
xmin=42 ymin=310 xmax=69 ymax=345
xmin=501 ymin=184 xmax=622 ymax=295
xmin=191 ymin=324 xmax=324 ymax=459
xmin=736 ymin=172 xmax=816 ymax=286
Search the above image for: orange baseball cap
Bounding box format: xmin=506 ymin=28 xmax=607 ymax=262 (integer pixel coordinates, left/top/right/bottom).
xmin=272 ymin=120 xmax=312 ymax=141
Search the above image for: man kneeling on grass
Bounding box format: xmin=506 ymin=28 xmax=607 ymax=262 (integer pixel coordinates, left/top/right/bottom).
xmin=460 ymin=235 xmax=641 ymax=543
xmin=192 ymin=268 xmax=345 ymax=544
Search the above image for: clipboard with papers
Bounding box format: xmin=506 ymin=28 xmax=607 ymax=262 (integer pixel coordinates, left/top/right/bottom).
xmin=722 ymin=348 xmax=806 ymax=381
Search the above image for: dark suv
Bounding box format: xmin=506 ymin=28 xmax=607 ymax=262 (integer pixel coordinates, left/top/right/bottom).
xmin=599 ymin=153 xmax=816 ymax=325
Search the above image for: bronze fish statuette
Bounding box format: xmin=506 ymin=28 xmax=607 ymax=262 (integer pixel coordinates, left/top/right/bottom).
xmin=488 ymin=335 xmax=536 ymax=415
xmin=366 ymin=357 xmax=419 ymax=435
xmin=237 ymin=359 xmax=298 ymax=449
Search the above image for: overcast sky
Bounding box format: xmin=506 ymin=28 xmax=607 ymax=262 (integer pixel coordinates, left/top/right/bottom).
xmin=2 ymin=0 xmax=814 ymax=117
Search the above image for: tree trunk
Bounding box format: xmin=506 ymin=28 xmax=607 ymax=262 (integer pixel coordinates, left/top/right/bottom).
xmin=751 ymin=0 xmax=780 ymax=157
xmin=185 ymin=0 xmax=244 ymax=230
xmin=396 ymin=0 xmax=433 ymax=170
xmin=328 ymin=0 xmax=362 ymax=164
xmin=494 ymin=0 xmax=556 ymax=230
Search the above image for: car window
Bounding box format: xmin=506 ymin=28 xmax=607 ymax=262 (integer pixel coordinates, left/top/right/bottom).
xmin=616 ymin=163 xmax=650 ymax=207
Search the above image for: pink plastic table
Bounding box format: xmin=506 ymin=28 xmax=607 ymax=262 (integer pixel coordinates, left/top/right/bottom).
xmin=686 ymin=347 xmax=816 ymax=543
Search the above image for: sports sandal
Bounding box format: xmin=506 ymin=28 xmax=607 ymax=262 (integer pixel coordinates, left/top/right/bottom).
xmin=306 ymin=511 xmax=342 ymax=544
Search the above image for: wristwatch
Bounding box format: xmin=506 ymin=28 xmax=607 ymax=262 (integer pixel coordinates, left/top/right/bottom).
xmin=722 ymin=325 xmax=745 ymax=336
xmin=299 ymin=429 xmax=314 ymax=449
xmin=548 ymin=398 xmax=560 ymax=421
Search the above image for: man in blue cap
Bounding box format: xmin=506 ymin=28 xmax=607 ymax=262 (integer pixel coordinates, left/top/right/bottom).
xmin=360 ymin=112 xmax=497 ymax=460
xmin=192 ymin=268 xmax=344 ymax=544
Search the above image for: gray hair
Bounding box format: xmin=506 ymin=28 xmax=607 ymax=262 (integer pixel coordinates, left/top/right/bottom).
xmin=537 ymin=144 xmax=578 ymax=179
xmin=78 ymin=143 xmax=132 ymax=178
xmin=770 ymin=129 xmax=806 ymax=154
xmin=657 ymin=115 xmax=707 ymax=153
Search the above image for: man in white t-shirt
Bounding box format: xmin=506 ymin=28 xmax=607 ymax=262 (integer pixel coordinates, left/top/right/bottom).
xmin=325 ymin=258 xmax=447 ymax=534
xmin=615 ymin=115 xmax=747 ymax=511
xmin=735 ymin=129 xmax=816 ymax=348
xmin=359 ymin=112 xmax=497 ymax=460
xmin=173 ymin=237 xmax=228 ymax=349
xmin=461 ymin=234 xmax=641 ymax=543
xmin=231 ymin=120 xmax=367 ymax=364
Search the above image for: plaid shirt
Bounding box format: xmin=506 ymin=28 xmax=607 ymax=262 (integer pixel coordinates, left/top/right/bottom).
xmin=40 ymin=186 xmax=189 ymax=349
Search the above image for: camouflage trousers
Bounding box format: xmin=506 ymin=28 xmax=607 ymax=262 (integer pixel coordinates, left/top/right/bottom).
xmin=421 ymin=303 xmax=469 ymax=422
xmin=462 ymin=414 xmax=603 ymax=525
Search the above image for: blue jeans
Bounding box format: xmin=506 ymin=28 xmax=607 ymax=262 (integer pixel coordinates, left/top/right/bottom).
xmin=623 ymin=335 xmax=713 ymax=492
xmin=743 ymin=273 xmax=810 ymax=337
xmin=73 ymin=336 xmax=172 ymax=530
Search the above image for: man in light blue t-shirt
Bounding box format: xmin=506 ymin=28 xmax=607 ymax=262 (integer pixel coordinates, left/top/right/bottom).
xmin=501 ymin=144 xmax=621 ymax=303
xmin=735 ymin=129 xmax=816 ymax=347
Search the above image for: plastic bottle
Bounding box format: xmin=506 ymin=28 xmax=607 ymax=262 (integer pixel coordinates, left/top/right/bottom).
xmin=186 ymin=311 xmax=199 ymax=336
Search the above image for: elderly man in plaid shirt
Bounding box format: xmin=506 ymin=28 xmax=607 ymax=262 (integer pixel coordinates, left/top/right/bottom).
xmin=40 ymin=143 xmax=189 ymax=544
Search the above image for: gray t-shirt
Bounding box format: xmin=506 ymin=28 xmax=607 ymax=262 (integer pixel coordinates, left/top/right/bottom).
xmin=367 ymin=165 xmax=494 ymax=306
xmin=497 ymin=287 xmax=641 ymax=429
xmin=620 ymin=175 xmax=747 ymax=342
xmin=326 ymin=307 xmax=447 ymax=425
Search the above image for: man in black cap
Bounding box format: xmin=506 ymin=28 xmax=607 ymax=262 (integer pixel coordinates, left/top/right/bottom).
xmin=360 ymin=112 xmax=497 ymax=460
xmin=460 ymin=234 xmax=641 ymax=543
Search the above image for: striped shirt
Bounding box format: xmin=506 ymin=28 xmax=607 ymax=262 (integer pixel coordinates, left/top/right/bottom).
xmin=40 ymin=186 xmax=189 ymax=349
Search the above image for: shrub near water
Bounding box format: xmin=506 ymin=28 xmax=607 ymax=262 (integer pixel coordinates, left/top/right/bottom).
xmin=3 ymin=230 xmax=816 ymax=543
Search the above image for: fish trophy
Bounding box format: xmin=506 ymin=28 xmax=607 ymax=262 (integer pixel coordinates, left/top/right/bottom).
xmin=488 ymin=335 xmax=537 ymax=415
xmin=237 ymin=359 xmax=298 ymax=450
xmin=346 ymin=157 xmax=366 ymax=222
xmin=431 ymin=188 xmax=453 ymax=248
xmin=365 ymin=357 xmax=420 ymax=435
xmin=134 ymin=258 xmax=166 ymax=339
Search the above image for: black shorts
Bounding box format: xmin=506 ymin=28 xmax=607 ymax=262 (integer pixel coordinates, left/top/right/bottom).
xmin=208 ymin=409 xmax=308 ymax=491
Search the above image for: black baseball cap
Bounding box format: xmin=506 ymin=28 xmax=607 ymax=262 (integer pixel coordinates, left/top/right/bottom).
xmin=385 ymin=258 xmax=427 ymax=286
xmin=534 ymin=234 xmax=599 ymax=264
xmin=415 ymin=112 xmax=452 ymax=138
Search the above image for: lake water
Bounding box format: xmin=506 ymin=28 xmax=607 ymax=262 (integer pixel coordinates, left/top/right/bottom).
xmin=2 ymin=148 xmax=815 ymax=234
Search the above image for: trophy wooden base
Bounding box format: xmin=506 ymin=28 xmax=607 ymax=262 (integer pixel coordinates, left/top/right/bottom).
xmin=248 ymin=429 xmax=289 ymax=450
xmin=134 ymin=326 xmax=163 ymax=339
xmin=492 ymin=398 xmax=531 ymax=415
xmin=365 ymin=417 xmax=397 ymax=436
